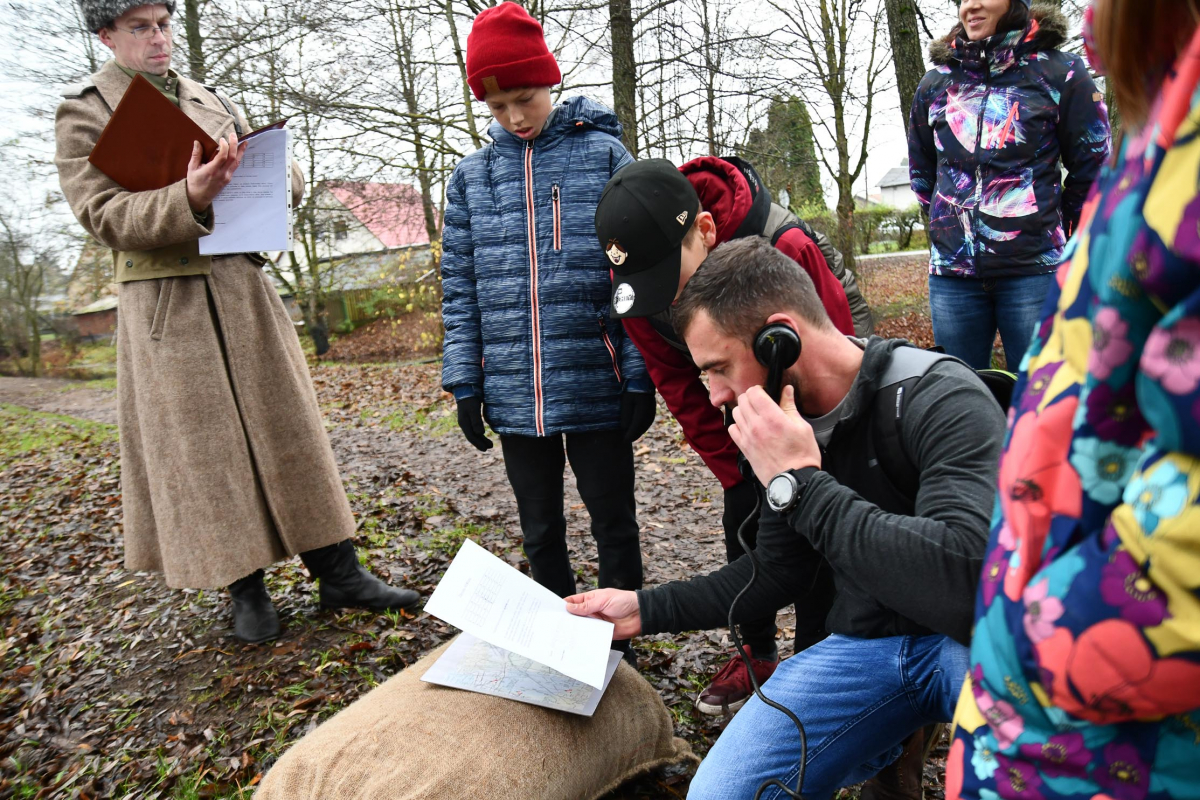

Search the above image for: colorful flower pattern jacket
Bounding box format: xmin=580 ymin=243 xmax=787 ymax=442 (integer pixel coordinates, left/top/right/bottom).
xmin=947 ymin=25 xmax=1200 ymax=800
xmin=908 ymin=8 xmax=1110 ymax=278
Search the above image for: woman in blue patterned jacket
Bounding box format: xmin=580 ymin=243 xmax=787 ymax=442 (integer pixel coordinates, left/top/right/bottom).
xmin=908 ymin=0 xmax=1110 ymax=370
xmin=440 ymin=2 xmax=653 ymax=656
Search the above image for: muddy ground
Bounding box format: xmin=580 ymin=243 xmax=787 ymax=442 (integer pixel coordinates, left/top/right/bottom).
xmin=0 ymin=254 xmax=952 ymax=799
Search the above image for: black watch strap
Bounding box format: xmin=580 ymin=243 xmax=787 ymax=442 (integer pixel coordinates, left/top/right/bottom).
xmin=767 ymin=466 xmax=819 ymax=513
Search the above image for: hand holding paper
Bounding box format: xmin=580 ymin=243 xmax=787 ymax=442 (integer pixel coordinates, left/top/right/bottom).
xmin=423 ymin=539 xmax=615 ymax=689
xmin=187 ymin=132 xmax=246 ymax=212
xmin=198 ymin=128 xmax=294 ymax=255
xmin=564 ymin=588 xmax=643 ymax=639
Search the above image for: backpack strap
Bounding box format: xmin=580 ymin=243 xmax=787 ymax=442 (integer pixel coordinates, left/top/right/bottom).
xmin=770 ymin=222 xmax=802 ymax=247
xmin=205 ymin=86 xmax=243 ymax=136
xmin=869 ymin=347 xmax=957 ymax=503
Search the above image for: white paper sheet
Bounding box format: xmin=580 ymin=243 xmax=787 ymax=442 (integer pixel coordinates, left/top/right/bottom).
xmin=421 ymin=633 xmax=623 ymax=717
xmin=199 ymin=128 xmax=293 ymax=255
xmin=423 ymin=539 xmax=615 ymax=688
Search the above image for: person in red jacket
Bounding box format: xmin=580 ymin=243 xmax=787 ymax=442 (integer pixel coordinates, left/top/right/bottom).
xmin=594 ymin=157 xmax=855 ymax=716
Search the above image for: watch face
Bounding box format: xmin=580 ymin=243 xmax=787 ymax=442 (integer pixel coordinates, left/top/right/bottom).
xmin=767 ymin=474 xmax=796 ymax=511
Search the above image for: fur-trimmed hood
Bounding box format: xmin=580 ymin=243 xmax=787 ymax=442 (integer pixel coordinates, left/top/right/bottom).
xmin=929 ymin=4 xmax=1069 ymax=66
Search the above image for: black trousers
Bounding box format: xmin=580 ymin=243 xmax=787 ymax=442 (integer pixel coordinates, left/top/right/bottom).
xmin=499 ymin=430 xmax=643 ymax=599
xmin=725 ymin=485 xmax=833 ymax=657
xmin=722 ymin=506 xmax=780 ymax=655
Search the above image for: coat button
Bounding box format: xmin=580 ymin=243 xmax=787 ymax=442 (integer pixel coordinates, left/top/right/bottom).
xmin=180 ymin=257 xmax=189 ymax=265
xmin=125 ymin=260 xmax=133 ymax=267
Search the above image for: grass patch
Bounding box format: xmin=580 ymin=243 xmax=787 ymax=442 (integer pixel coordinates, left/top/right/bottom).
xmin=75 ymin=342 xmax=117 ymax=367
xmin=872 ymin=293 xmax=928 ymax=321
xmin=0 ymin=403 xmax=117 ymax=461
xmin=383 ymin=404 xmax=457 ymax=436
xmin=419 ymin=521 xmax=491 ymax=557
xmin=55 ymin=376 xmax=118 ymax=392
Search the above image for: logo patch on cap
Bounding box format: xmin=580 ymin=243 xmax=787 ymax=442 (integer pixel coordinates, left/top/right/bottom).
xmin=676 ymin=211 xmax=688 ymax=226
xmin=613 ymin=283 xmax=636 ymax=314
xmin=606 ymin=239 xmax=628 ymax=266
xmin=482 ymin=76 xmax=500 ymax=94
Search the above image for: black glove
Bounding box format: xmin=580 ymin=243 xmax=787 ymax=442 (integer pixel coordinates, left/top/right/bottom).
xmin=722 ymin=479 xmax=761 ymax=560
xmin=456 ymin=396 xmax=493 ymax=451
xmin=619 ymin=391 xmax=656 ymax=443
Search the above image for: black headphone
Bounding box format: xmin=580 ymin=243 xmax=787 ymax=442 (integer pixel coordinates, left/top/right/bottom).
xmin=753 ymin=322 xmax=801 ymax=403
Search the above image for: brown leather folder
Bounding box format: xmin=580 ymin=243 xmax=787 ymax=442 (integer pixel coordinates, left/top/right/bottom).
xmin=88 ymin=74 xmax=219 ymax=192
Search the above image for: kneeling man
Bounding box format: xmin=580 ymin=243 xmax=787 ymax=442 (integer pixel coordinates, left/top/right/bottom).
xmin=567 ymin=237 xmax=1004 ymax=799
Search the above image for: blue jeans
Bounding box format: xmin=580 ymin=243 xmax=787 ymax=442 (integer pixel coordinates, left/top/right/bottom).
xmin=687 ymin=634 xmax=969 ymax=800
xmin=928 ymin=273 xmax=1056 ymax=370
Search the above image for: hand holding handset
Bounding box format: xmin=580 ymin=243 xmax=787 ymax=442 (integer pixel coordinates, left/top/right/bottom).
xmin=737 ymin=323 xmax=803 ymax=481
xmin=731 ymin=321 xmax=807 ymax=800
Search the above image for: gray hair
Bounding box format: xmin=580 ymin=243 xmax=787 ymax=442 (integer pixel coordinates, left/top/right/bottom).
xmin=672 ymin=236 xmax=834 ymax=345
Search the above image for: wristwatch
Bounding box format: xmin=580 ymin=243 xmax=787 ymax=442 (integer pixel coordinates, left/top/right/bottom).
xmin=766 ymin=467 xmax=819 ymax=514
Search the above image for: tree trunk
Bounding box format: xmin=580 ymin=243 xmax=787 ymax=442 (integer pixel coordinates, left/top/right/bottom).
xmin=884 ymin=0 xmax=924 ymax=133
xmin=836 ymin=186 xmax=856 ymax=274
xmin=446 ymin=0 xmax=485 ymax=149
xmin=25 ymin=308 xmax=40 ymax=377
xmin=305 ymin=287 xmax=330 ymax=356
xmin=183 ymin=0 xmax=205 ymax=82
xmin=1104 ymin=78 xmax=1122 ymax=153
xmin=389 ymin=9 xmax=443 ymax=254
xmin=609 ymin=0 xmax=640 ymax=156
xmin=701 ymin=0 xmax=717 ymax=155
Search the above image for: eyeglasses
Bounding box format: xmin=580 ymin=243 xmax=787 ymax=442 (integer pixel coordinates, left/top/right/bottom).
xmin=118 ymin=22 xmax=172 ymax=40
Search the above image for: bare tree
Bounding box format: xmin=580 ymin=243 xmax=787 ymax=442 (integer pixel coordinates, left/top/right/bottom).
xmin=0 ymin=188 xmax=63 ymax=377
xmin=609 ymin=0 xmax=640 ymax=155
xmin=445 ymin=0 xmax=486 ymax=149
xmin=181 ymin=0 xmax=206 ymax=81
xmin=770 ymin=0 xmax=890 ymax=271
xmin=885 ymin=0 xmax=924 ymax=132
xmin=633 ymin=0 xmax=777 ymax=161
xmin=380 ymin=0 xmax=445 ymax=246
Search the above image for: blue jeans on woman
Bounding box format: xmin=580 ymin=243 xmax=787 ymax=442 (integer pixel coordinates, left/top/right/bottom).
xmin=686 ymin=633 xmax=969 ymax=800
xmin=928 ymin=272 xmax=1057 ymax=370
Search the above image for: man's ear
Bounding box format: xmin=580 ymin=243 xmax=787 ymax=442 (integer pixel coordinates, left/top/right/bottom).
xmin=764 ymin=312 xmax=803 ymax=342
xmin=697 ymin=211 xmax=718 ymax=250
xmin=98 ymin=27 xmax=116 ymax=50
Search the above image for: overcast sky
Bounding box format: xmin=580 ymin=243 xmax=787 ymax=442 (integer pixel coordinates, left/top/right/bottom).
xmin=0 ymin=0 xmax=977 ymax=257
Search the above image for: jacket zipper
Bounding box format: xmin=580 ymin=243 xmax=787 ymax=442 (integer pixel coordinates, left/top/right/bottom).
xmin=524 ymin=141 xmax=545 ymax=435
xmin=971 ymin=59 xmax=991 ymax=266
xmin=552 ymin=184 xmax=562 ymax=251
xmin=598 ymin=313 xmax=622 ymax=383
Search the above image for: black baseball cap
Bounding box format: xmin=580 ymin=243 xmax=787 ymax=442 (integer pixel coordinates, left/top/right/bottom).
xmin=595 ymin=158 xmax=700 ymax=318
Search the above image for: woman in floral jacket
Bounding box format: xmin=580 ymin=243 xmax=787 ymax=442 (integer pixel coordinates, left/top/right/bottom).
xmin=948 ymin=3 xmax=1200 ymax=800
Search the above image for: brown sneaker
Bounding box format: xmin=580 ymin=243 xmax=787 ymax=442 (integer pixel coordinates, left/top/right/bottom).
xmin=859 ymin=724 xmax=944 ymax=800
xmin=695 ymin=646 xmax=779 ymax=716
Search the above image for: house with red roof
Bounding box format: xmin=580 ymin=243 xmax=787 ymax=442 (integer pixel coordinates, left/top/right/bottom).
xmin=285 ymin=180 xmax=435 ymax=272
xmin=276 ymin=180 xmax=440 ymax=332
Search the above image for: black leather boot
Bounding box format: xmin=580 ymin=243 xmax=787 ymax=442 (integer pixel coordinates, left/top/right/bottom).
xmin=228 ymin=569 xmax=281 ymax=644
xmin=300 ymin=540 xmax=421 ymax=612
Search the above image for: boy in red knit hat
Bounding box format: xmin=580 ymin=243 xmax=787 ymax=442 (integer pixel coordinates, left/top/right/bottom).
xmin=441 ymin=2 xmax=654 ymax=662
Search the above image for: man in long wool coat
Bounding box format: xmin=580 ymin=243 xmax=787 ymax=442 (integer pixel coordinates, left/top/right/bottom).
xmin=55 ymin=0 xmax=420 ymax=643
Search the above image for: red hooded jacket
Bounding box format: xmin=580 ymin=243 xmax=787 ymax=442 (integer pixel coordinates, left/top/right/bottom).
xmin=623 ymin=157 xmax=854 ymax=489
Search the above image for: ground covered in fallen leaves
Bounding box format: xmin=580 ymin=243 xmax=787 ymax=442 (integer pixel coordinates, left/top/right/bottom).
xmin=0 ymin=254 xmax=952 ymax=799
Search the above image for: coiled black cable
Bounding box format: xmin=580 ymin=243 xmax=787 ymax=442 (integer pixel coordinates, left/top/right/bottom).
xmin=726 ymin=488 xmax=807 ymax=800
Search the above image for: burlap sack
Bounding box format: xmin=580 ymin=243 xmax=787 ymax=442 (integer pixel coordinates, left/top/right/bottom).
xmin=256 ymin=637 xmax=696 ymax=799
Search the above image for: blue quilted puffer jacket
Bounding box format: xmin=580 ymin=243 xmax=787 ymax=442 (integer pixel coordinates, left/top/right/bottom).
xmin=907 ymin=6 xmax=1110 ymax=278
xmin=441 ymin=97 xmax=650 ymax=437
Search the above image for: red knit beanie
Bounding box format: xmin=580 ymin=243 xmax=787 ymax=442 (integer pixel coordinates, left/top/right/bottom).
xmin=466 ymin=2 xmax=562 ymax=101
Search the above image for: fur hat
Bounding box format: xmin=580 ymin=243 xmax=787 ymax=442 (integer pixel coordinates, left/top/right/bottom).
xmin=79 ymin=0 xmax=176 ymax=33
